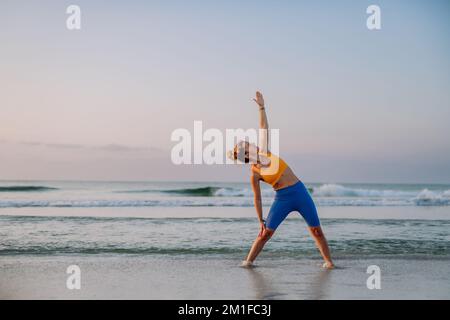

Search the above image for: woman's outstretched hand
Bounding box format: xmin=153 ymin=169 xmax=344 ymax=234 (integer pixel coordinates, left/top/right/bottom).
xmin=253 ymin=91 xmax=265 ymax=108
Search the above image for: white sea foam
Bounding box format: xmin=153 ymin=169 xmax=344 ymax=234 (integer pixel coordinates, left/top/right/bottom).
xmin=312 ymin=184 xmax=414 ymax=198
xmin=413 ymin=189 xmax=450 ymax=206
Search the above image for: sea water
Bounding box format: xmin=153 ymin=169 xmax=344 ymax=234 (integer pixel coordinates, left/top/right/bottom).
xmin=0 ymin=180 xmax=449 ymax=260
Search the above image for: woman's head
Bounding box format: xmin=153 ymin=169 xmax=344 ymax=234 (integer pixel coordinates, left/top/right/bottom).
xmin=227 ymin=141 xmax=258 ymax=163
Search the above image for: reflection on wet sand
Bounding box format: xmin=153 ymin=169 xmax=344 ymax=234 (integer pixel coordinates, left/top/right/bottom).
xmin=306 ymin=268 xmax=332 ymax=299
xmin=246 ymin=267 xmax=287 ymax=299
xmin=246 ymin=265 xmax=333 ymax=300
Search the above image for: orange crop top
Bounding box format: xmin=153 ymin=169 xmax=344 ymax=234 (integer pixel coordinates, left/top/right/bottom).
xmin=257 ymin=152 xmax=288 ymax=186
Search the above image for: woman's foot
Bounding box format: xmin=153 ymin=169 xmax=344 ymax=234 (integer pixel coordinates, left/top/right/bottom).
xmin=240 ymin=260 xmax=254 ymax=268
xmin=322 ymin=261 xmax=335 ymax=269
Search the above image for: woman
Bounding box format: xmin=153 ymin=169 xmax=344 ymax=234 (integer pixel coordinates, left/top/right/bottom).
xmin=228 ymin=91 xmax=334 ymax=269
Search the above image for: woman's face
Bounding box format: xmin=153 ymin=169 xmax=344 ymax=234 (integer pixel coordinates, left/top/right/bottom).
xmin=235 ymin=141 xmax=258 ymax=163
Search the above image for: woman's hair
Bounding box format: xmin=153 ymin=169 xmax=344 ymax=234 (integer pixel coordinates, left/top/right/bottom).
xmin=231 ymin=144 xmax=240 ymax=160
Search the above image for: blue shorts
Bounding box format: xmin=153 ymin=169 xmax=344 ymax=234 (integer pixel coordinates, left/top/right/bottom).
xmin=265 ymin=181 xmax=320 ymax=230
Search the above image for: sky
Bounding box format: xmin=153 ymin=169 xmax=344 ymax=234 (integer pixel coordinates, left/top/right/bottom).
xmin=1 ymin=0 xmax=449 ymax=183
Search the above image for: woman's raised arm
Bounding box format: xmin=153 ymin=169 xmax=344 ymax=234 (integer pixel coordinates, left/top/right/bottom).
xmin=253 ymin=91 xmax=269 ymax=153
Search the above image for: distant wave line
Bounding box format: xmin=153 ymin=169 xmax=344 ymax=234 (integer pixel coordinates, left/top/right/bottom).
xmin=0 ymin=186 xmax=58 ymax=192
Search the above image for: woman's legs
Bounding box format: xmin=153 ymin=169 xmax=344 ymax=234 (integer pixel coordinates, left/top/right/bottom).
xmin=245 ymin=228 xmax=275 ymax=263
xmin=243 ymin=183 xmax=335 ymax=267
xmin=244 ymin=226 xmax=334 ymax=267
xmin=244 ymin=197 xmax=291 ymax=264
xmin=308 ymin=226 xmax=334 ymax=268
xmin=294 ymin=182 xmax=334 ymax=268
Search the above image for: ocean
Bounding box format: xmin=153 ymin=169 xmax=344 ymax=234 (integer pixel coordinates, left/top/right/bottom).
xmin=0 ymin=181 xmax=449 ymax=299
xmin=1 ymin=180 xmax=450 ymax=208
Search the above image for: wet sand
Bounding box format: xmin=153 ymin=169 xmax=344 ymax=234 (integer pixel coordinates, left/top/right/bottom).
xmin=1 ymin=255 xmax=448 ymax=299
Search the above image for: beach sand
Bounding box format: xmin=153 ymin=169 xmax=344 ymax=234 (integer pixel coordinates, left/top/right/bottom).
xmin=1 ymin=255 xmax=449 ymax=299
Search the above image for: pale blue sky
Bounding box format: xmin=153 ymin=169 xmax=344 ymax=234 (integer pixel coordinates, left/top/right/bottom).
xmin=1 ymin=0 xmax=449 ymax=183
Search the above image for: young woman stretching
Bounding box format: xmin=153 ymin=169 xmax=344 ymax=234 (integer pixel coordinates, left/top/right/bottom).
xmin=228 ymin=91 xmax=335 ymax=269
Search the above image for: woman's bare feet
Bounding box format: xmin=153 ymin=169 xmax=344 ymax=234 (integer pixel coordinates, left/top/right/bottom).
xmin=322 ymin=261 xmax=335 ymax=269
xmin=240 ymin=260 xmax=254 ymax=268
